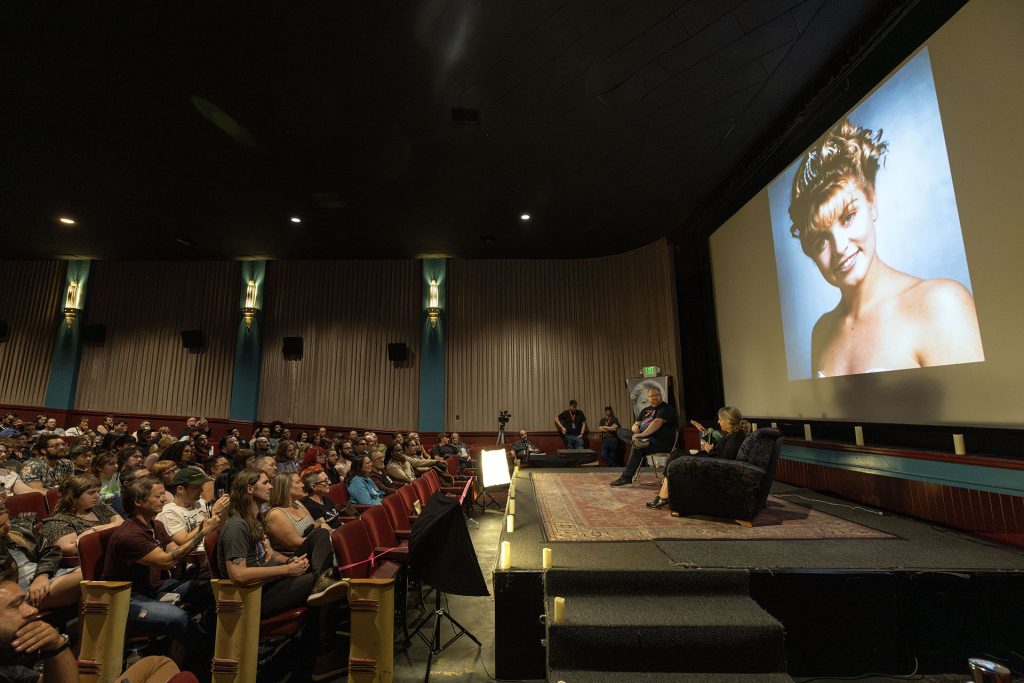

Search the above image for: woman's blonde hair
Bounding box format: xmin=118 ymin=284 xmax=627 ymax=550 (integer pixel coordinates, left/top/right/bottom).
xmin=149 ymin=460 xmax=177 ymax=481
xmin=717 ymin=406 xmax=751 ymax=436
xmin=269 ymin=472 xmax=298 ymax=508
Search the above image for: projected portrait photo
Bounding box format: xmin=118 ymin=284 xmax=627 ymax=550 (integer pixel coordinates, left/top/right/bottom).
xmin=626 ymin=376 xmax=672 ymax=418
xmin=768 ymin=48 xmax=984 ymax=380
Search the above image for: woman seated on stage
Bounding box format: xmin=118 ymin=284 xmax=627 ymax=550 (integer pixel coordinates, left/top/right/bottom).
xmin=40 ymin=474 xmax=124 ymax=556
xmin=645 ymin=406 xmax=751 ymax=509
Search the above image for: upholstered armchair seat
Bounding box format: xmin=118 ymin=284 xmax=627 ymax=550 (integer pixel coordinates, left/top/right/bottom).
xmin=665 ymin=428 xmax=783 ymax=522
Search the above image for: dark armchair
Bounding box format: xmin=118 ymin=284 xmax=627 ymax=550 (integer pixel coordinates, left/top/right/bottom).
xmin=665 ymin=428 xmax=783 ymax=523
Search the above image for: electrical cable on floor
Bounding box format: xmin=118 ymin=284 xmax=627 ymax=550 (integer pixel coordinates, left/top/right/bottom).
xmin=775 ymin=493 xmax=885 ymax=516
xmin=795 ymin=655 xmax=921 ymax=681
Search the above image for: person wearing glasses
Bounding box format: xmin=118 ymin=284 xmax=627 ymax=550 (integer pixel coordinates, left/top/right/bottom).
xmin=298 ymin=467 xmax=343 ymax=528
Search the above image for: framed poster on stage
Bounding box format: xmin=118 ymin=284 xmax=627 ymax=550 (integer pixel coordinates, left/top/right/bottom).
xmin=625 ymin=375 xmax=674 ymax=419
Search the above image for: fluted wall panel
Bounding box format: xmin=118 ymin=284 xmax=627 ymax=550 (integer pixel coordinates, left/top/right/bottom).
xmin=0 ymin=261 xmax=64 ymax=405
xmin=257 ymin=260 xmax=420 ymax=428
xmin=75 ymin=261 xmax=239 ymax=417
xmin=445 ymin=239 xmax=681 ymax=432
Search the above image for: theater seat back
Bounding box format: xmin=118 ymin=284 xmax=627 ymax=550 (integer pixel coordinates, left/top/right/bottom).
xmin=382 ymin=493 xmax=411 ymax=534
xmin=331 ymin=519 xmax=374 ymax=579
xmin=398 ymin=484 xmax=419 ymax=513
xmin=204 ymin=529 xmax=222 ymax=579
xmin=361 ymin=506 xmax=399 ymax=549
xmin=327 ymin=482 xmax=350 ymax=507
xmin=78 ymin=526 xmax=118 ymax=581
xmin=422 ymin=469 xmax=442 ymax=494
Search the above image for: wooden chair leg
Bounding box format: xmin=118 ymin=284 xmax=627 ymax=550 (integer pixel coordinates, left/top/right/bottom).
xmin=210 ymin=579 xmax=263 ymax=683
xmin=78 ymin=580 xmax=132 ymax=683
xmin=348 ymin=578 xmax=395 ymax=683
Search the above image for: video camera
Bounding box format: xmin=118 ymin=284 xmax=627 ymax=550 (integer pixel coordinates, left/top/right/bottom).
xmin=497 ymin=410 xmax=511 ymax=426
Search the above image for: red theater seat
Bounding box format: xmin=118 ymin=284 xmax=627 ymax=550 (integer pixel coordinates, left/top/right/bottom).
xmin=330 ymin=520 xmax=400 ymax=581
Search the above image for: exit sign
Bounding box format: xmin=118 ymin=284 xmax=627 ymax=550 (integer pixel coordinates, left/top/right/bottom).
xmin=642 ymin=365 xmax=661 ymax=377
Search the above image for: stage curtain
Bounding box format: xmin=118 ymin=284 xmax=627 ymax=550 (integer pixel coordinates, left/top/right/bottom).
xmin=257 ymin=260 xmax=420 ymax=429
xmin=445 ymin=239 xmax=681 ymax=433
xmin=75 ymin=261 xmax=239 ymax=417
xmin=0 ymin=261 xmax=65 ymax=406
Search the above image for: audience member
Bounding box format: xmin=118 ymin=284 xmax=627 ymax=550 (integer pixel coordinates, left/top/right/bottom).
xmin=0 ymin=502 xmax=82 ymax=608
xmin=20 ymin=436 xmax=72 ymax=491
xmin=324 ymin=447 xmax=348 ymax=485
xmin=70 ymin=446 xmax=93 ymax=476
xmin=274 ymin=440 xmax=300 ymax=475
xmin=63 ymin=417 xmax=90 ymax=438
xmin=298 ymin=468 xmax=344 ymax=528
xmin=157 ymin=466 xmax=230 ymax=547
xmin=369 ymin=450 xmax=402 ymax=495
xmin=346 ymin=457 xmax=385 ymax=506
xmin=91 ymin=452 xmax=120 ymax=506
xmin=102 ymin=475 xmax=220 ymax=664
xmin=0 ymin=444 xmax=32 ymax=495
xmin=95 ymin=415 xmax=115 ymax=437
xmin=111 ymin=465 xmax=150 ymax=517
xmin=254 ymin=454 xmax=278 ymax=482
xmin=429 ymin=434 xmax=455 ymax=460
xmin=386 ymin=444 xmax=415 ymax=485
xmin=40 ymin=474 xmax=123 ymax=557
xmin=265 ymin=474 xmax=334 ymax=574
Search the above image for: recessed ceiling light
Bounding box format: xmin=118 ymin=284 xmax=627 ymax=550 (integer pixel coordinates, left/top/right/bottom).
xmin=290 ymin=217 xmax=302 ymax=224
xmin=58 ymin=217 xmax=76 ymax=225
xmin=520 ymin=214 xmax=531 ymax=221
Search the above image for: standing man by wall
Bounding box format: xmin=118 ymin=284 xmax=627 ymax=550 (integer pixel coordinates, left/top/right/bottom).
xmin=597 ymin=406 xmax=621 ymax=466
xmin=554 ymin=400 xmax=587 ymax=449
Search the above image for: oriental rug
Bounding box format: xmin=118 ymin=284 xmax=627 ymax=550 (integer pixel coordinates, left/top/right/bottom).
xmin=531 ymin=471 xmax=895 ymax=542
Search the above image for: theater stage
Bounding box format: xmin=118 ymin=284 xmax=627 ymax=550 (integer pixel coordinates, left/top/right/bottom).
xmin=491 ymin=468 xmax=1024 ymax=681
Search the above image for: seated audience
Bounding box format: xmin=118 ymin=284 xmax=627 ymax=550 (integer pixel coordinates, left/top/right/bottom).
xmin=95 ymin=416 xmax=115 ymax=437
xmin=645 ymin=406 xmax=751 ymax=509
xmin=251 ymin=436 xmax=272 ymax=456
xmin=324 ymin=447 xmax=348 ymax=485
xmin=40 ymin=474 xmax=123 ymax=557
xmin=214 ymin=449 xmax=254 ymax=499
xmin=386 ymin=444 xmax=415 ymax=485
xmin=0 ymin=444 xmax=32 ymax=495
xmin=117 ymin=445 xmax=145 ymax=472
xmin=63 ymin=417 xmax=90 ymax=438
xmin=429 ymin=434 xmax=456 ymax=460
xmin=450 ymin=432 xmax=472 ymax=467
xmin=369 ymin=450 xmax=402 ymax=495
xmin=69 ymin=446 xmax=93 ymax=476
xmin=148 ymin=461 xmax=178 ymax=505
xmin=264 ymin=474 xmax=336 ymax=577
xmin=157 ymin=466 xmax=230 ymax=547
xmin=0 ymin=502 xmax=81 ymax=608
xmin=346 ymin=457 xmax=385 ymax=506
xmin=254 ymin=454 xmax=278 ymax=482
xmin=110 ymin=465 xmax=150 ymax=517
xmin=20 ymin=436 xmax=72 ymax=491
xmin=102 ymin=475 xmax=219 ymax=664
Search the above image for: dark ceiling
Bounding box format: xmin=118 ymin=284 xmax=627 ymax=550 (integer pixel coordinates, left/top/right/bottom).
xmin=3 ymin=0 xmax=918 ymax=260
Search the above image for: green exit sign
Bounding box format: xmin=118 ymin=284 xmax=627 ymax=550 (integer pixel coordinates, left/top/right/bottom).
xmin=642 ymin=365 xmax=661 ymax=377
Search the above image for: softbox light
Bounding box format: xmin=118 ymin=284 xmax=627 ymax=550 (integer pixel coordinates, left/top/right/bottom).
xmin=410 ymin=492 xmax=489 ymax=597
xmin=479 ymin=448 xmax=511 ymax=489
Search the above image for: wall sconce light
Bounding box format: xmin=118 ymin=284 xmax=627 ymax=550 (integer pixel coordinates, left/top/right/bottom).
xmin=242 ymin=279 xmax=259 ymax=330
xmin=426 ymin=279 xmax=441 ymax=329
xmin=63 ymin=280 xmax=82 ymax=328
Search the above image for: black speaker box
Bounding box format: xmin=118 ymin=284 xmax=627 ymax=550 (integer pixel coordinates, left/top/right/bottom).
xmin=82 ymin=324 xmax=106 ymax=345
xmin=387 ymin=342 xmax=408 ymax=362
xmin=0 ymin=320 xmax=8 ymax=342
xmin=181 ymin=330 xmax=205 ymax=350
xmin=282 ymin=336 xmax=303 ymax=359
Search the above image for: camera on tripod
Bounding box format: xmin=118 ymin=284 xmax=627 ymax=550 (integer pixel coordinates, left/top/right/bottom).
xmin=497 ymin=410 xmax=511 ymax=426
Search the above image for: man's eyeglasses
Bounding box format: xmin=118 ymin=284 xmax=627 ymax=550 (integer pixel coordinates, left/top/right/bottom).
xmin=314 ymin=479 xmax=329 ymax=487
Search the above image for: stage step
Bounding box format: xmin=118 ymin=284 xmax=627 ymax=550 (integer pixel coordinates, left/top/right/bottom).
xmin=549 ymin=672 xmax=794 ymax=682
xmin=545 ymin=568 xmax=787 ymax=677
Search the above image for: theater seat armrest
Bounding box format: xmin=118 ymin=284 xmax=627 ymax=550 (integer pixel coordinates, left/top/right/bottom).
xmin=373 ymin=546 xmax=409 ymax=562
xmin=394 ymin=530 xmax=412 ymax=540
xmin=353 ymin=505 xmax=373 ymax=513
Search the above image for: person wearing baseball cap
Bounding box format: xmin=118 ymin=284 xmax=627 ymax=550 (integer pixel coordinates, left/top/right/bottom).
xmin=157 ymin=466 xmax=230 ymax=547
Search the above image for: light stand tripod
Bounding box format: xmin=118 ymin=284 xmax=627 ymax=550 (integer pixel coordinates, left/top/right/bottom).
xmin=411 ymin=590 xmax=482 ymax=683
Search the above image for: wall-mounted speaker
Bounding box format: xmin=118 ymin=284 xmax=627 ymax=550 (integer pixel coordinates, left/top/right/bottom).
xmin=0 ymin=320 xmax=8 ymax=342
xmin=181 ymin=330 xmax=205 ymax=350
xmin=82 ymin=324 xmax=106 ymax=345
xmin=387 ymin=342 xmax=409 ymax=363
xmin=283 ymin=336 xmax=303 ymax=360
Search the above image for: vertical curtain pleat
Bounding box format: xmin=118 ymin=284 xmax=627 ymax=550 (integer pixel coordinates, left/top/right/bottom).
xmin=445 ymin=240 xmax=681 ymax=432
xmin=75 ymin=261 xmax=239 ymax=417
xmin=0 ymin=262 xmax=64 ymax=405
xmin=257 ymin=260 xmax=420 ymax=429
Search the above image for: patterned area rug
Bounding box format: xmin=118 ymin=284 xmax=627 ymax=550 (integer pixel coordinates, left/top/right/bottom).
xmin=532 ymin=471 xmax=895 ymax=542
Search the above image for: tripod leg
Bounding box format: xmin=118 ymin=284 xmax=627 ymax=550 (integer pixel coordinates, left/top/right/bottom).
xmin=423 ymin=594 xmax=443 ymax=683
xmin=442 ymin=610 xmax=482 ymax=647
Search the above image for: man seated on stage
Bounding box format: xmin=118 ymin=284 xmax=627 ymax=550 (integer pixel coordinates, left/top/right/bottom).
xmin=102 ymin=475 xmax=222 ymax=665
xmin=609 ymin=387 xmax=678 ymax=487
xmin=554 ymin=400 xmax=587 ymax=449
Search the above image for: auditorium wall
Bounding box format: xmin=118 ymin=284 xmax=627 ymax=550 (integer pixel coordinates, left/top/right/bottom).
xmin=75 ymin=261 xmax=239 ymax=417
xmin=0 ymin=261 xmax=65 ymax=406
xmin=444 ymin=239 xmax=681 ymax=433
xmin=256 ymin=260 xmax=421 ymax=429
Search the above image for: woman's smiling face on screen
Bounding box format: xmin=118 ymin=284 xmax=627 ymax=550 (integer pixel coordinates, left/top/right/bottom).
xmin=804 ymin=179 xmax=878 ymax=289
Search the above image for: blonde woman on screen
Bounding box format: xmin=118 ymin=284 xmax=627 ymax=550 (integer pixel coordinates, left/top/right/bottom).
xmin=788 ymin=119 xmax=983 ymax=378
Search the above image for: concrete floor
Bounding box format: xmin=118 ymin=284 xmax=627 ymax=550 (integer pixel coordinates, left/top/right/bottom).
xmin=392 ymin=510 xmax=506 ymax=683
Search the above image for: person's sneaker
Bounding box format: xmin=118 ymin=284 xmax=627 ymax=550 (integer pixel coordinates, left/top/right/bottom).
xmin=308 ymin=570 xmax=349 ymax=606
xmin=311 ymin=648 xmax=348 ymax=681
xmin=646 ymin=496 xmax=669 ymax=509
xmin=609 ymin=478 xmax=629 ymax=487
xmin=631 ymin=435 xmax=651 ymax=449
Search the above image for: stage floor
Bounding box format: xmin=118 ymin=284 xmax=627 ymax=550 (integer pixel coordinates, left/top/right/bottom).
xmin=500 ymin=468 xmax=1024 ymax=572
xmin=493 ymin=468 xmax=1024 ymax=680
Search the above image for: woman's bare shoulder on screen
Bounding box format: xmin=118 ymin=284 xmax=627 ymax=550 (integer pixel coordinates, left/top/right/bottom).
xmin=900 ymin=278 xmax=984 ymax=365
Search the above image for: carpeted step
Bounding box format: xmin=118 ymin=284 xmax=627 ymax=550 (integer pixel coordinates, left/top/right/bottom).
xmin=545 ymin=567 xmax=750 ymax=596
xmin=549 ymin=671 xmax=795 ymax=682
xmin=546 ymin=592 xmax=786 ymax=673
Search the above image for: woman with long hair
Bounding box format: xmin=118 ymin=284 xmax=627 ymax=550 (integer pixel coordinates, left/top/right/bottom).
xmin=646 ymin=406 xmax=751 ymax=510
xmin=40 ymin=474 xmax=123 ymax=555
xmin=264 ymin=474 xmax=335 ymax=574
